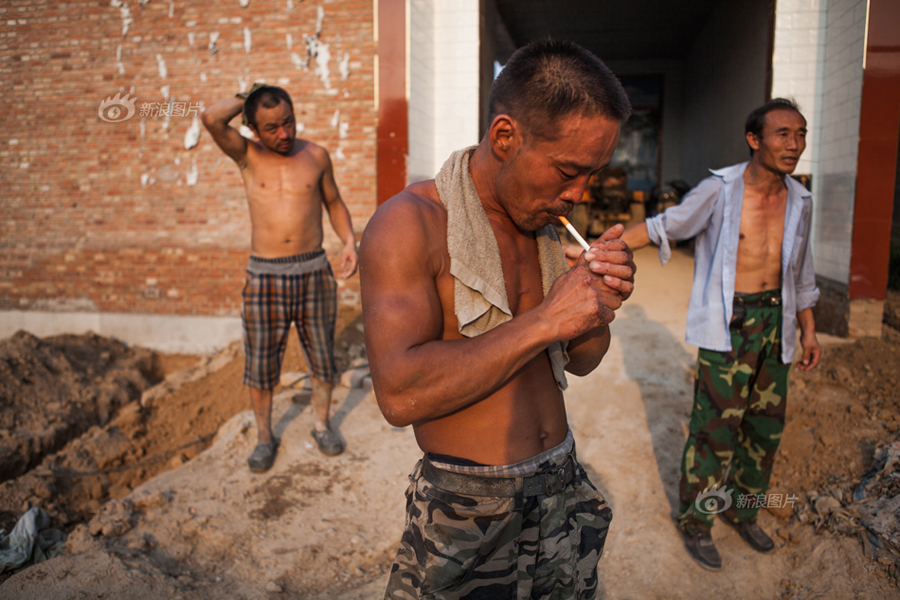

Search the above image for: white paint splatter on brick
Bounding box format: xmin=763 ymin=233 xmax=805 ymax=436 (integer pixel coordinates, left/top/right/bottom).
xmin=339 ymin=52 xmax=350 ymax=80
xmin=186 ymin=158 xmax=199 ymax=186
xmin=331 ymin=109 xmax=340 ymax=129
xmin=243 ymin=27 xmax=251 ymax=54
xmin=140 ymin=118 xmax=146 ymax=138
xmin=239 ymin=125 xmax=255 ymax=139
xmin=315 ymin=6 xmax=324 ymax=36
xmin=277 ymin=77 xmax=290 ymax=86
xmin=239 ymin=0 xmax=250 ymax=6
xmin=291 ymin=52 xmax=305 ymax=71
xmin=169 ymin=0 xmax=174 ymax=18
xmin=141 ymin=173 xmax=150 ymax=185
xmin=184 ymin=115 xmax=201 ymax=149
xmin=315 ymin=42 xmax=332 ymax=90
xmin=156 ymin=54 xmax=167 ymax=79
xmin=339 ymin=120 xmax=348 ymax=139
xmin=238 ymin=76 xmax=250 ymax=93
xmin=160 ymin=85 xmax=170 ymax=101
xmin=118 ymin=4 xmax=132 ymax=38
xmin=209 ymin=31 xmax=219 ymax=55
xmin=200 ymin=72 xmax=208 ymax=82
xmin=286 ymin=33 xmax=292 ymax=50
xmin=335 ymin=146 xmax=345 ymax=160
xmin=188 ymin=32 xmax=195 ymax=46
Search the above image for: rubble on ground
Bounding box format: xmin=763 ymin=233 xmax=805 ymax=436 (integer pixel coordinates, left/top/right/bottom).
xmin=794 ymin=440 xmax=900 ymax=584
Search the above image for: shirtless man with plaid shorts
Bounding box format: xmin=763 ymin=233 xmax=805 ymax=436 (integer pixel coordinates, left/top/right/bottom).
xmin=202 ymin=85 xmax=357 ymax=471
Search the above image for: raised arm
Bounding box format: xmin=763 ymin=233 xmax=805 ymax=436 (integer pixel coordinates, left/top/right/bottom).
xmin=316 ymin=147 xmax=358 ymax=278
xmin=360 ymin=195 xmax=621 ymax=427
xmin=200 ymin=98 xmax=248 ymax=166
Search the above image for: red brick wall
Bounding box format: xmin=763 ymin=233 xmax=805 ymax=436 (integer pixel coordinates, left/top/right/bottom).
xmin=0 ymin=0 xmax=376 ymax=316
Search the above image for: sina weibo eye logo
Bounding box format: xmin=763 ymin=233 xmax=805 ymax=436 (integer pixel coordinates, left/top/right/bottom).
xmin=694 ymin=485 xmax=733 ymax=515
xmin=98 ymin=93 xmax=137 ymax=123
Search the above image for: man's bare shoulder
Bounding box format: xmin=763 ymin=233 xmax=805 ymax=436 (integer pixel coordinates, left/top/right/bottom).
xmin=362 ymin=180 xmax=446 ymax=266
xmin=369 ymin=180 xmax=444 ymax=230
xmin=295 ymin=139 xmax=330 ymax=166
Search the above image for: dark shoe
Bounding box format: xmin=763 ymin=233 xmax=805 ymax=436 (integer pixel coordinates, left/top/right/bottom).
xmin=311 ymin=427 xmax=345 ymax=456
xmin=679 ymin=527 xmax=722 ymax=571
xmin=247 ymin=439 xmax=279 ymax=473
xmin=720 ymin=517 xmax=775 ymax=553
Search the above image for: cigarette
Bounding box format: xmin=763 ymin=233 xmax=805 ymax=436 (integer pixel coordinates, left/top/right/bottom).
xmin=559 ymin=217 xmax=591 ymax=253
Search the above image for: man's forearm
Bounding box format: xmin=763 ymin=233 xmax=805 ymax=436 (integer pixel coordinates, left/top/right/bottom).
xmin=371 ymin=309 xmax=557 ymax=427
xmin=201 ymin=98 xmax=244 ymax=127
xmin=621 ymin=222 xmax=651 ymax=251
xmin=326 ymin=200 xmax=356 ymax=247
xmin=797 ymin=307 xmax=815 ymax=337
xmin=565 ymin=325 xmax=611 ymax=376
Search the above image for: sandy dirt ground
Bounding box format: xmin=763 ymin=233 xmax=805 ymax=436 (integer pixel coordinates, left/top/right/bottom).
xmin=1 ymin=247 xmax=898 ymax=599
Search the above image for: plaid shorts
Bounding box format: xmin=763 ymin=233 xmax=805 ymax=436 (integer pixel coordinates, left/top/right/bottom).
xmin=241 ymin=249 xmax=337 ymax=390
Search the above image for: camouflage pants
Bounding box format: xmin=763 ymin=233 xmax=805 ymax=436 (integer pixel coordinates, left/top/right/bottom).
xmin=385 ymin=437 xmax=612 ymax=599
xmin=677 ymin=289 xmax=791 ymax=532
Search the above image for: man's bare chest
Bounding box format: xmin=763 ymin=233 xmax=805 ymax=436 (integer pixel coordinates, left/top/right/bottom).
xmin=737 ymin=193 xmax=786 ymax=265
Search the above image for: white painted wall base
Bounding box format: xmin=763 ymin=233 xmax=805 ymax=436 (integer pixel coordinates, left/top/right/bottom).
xmin=0 ymin=311 xmax=242 ymax=354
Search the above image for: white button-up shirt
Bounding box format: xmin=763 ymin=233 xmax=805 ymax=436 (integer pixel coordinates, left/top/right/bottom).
xmin=644 ymin=162 xmax=820 ymax=364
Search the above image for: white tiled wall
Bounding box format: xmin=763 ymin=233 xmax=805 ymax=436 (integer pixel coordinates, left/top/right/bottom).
xmin=771 ymin=0 xmax=828 ymax=179
xmin=772 ymin=0 xmax=867 ymax=285
xmin=408 ymin=0 xmax=436 ymax=184
xmin=408 ymin=0 xmax=481 ymax=184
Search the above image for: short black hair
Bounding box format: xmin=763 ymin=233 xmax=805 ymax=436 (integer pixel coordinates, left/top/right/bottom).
xmin=745 ymin=98 xmax=805 ymax=156
xmin=488 ymin=39 xmax=632 ymax=140
xmin=244 ymin=86 xmax=293 ymax=129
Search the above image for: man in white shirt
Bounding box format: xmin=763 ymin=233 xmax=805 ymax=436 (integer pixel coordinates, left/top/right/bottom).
xmin=622 ymin=98 xmax=821 ymax=570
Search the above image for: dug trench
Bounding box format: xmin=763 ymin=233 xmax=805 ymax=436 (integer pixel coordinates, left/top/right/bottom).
xmin=0 ymin=305 xmax=366 ymax=573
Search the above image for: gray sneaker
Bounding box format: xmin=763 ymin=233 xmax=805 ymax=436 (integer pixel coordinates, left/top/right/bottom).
xmin=679 ymin=527 xmax=722 ymax=571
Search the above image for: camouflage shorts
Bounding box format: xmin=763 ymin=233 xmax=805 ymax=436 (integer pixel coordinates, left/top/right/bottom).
xmin=384 ymin=438 xmax=612 ymax=599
